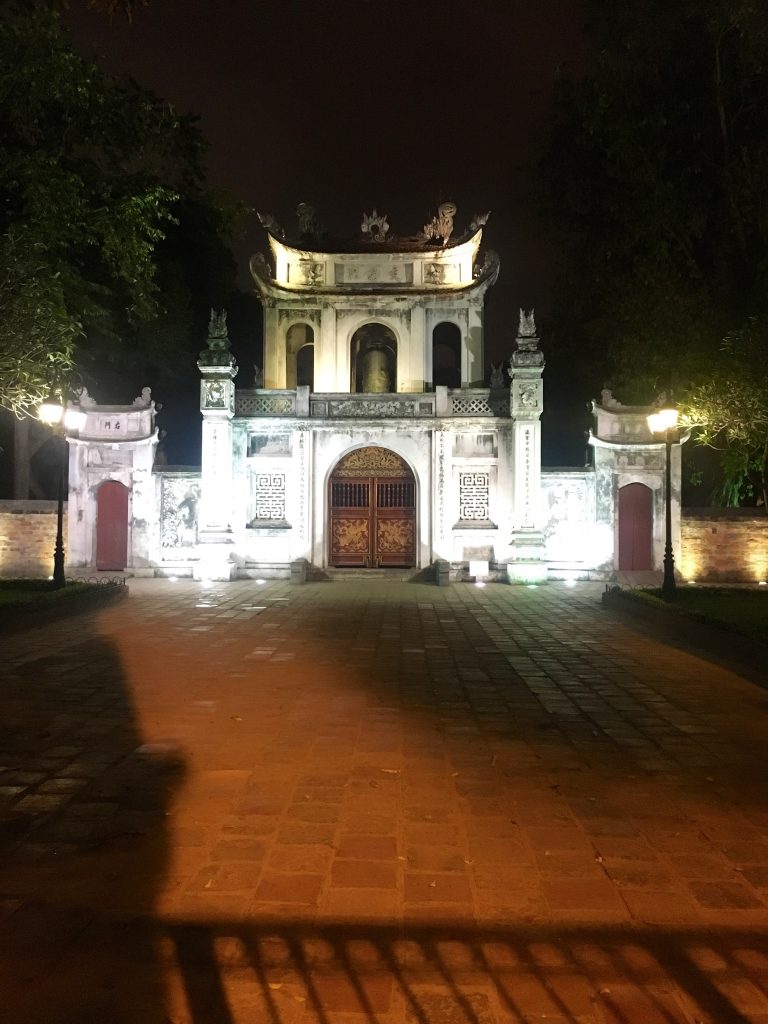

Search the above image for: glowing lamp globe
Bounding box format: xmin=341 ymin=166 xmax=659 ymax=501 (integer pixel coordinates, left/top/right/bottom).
xmin=647 ymin=408 xmax=679 ymax=434
xmin=38 ymin=400 xmax=64 ymax=425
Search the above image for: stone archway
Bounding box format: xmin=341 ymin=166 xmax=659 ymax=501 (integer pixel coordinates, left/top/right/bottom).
xmin=328 ymin=446 xmax=416 ymax=568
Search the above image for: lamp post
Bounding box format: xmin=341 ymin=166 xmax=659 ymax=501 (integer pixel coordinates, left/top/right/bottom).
xmin=646 ymin=407 xmax=679 ymax=600
xmin=38 ymin=397 xmax=87 ymax=589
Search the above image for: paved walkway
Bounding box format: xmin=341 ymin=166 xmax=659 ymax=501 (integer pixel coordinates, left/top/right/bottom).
xmin=1 ymin=579 xmax=768 ymax=1023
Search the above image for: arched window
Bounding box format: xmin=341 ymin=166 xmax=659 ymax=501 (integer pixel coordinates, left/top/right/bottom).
xmin=296 ymin=343 xmax=314 ymax=390
xmin=350 ymin=324 xmax=397 ymax=393
xmin=432 ymin=322 xmax=461 ymax=388
xmin=285 ymin=323 xmax=314 ymax=389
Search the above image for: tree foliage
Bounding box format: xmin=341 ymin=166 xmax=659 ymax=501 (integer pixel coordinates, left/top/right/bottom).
xmin=0 ymin=4 xmax=237 ymax=415
xmin=681 ymin=318 xmax=768 ymax=506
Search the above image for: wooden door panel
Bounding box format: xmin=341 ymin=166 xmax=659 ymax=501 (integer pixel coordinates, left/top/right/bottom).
xmin=618 ymin=483 xmax=653 ymax=570
xmin=96 ymin=480 xmax=129 ymax=571
xmin=329 ymin=511 xmax=371 ymax=566
xmin=375 ymin=512 xmax=415 ymax=567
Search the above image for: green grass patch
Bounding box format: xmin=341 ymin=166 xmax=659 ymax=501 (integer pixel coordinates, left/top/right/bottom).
xmin=0 ymin=578 xmax=127 ymax=629
xmin=0 ymin=580 xmax=91 ymax=606
xmin=625 ymin=587 xmax=768 ymax=645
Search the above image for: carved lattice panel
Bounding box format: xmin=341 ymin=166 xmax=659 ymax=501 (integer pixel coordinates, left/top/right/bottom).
xmin=459 ymin=472 xmax=490 ymax=521
xmin=253 ymin=472 xmax=286 ymax=521
xmin=451 ymin=396 xmax=494 ymax=416
xmin=236 ymin=395 xmax=295 ymax=417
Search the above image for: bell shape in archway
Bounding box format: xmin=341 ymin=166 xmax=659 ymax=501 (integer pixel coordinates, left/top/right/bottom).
xmin=362 ymin=345 xmax=392 ymax=393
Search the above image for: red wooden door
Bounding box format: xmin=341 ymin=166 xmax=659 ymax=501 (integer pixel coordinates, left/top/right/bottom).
xmin=328 ymin=447 xmax=416 ymax=568
xmin=618 ymin=483 xmax=653 ymax=570
xmin=96 ymin=481 xmax=129 ymax=570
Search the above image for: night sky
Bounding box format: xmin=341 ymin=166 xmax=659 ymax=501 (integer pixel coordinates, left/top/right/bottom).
xmin=65 ymin=0 xmax=589 ymax=465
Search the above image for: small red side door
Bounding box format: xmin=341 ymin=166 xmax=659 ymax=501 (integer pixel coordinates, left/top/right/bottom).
xmin=96 ymin=481 xmax=129 ymax=570
xmin=618 ymin=483 xmax=653 ymax=570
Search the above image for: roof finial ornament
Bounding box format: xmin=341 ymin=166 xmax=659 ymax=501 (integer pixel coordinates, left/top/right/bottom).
xmin=518 ymin=308 xmax=537 ymax=338
xmin=469 ymin=211 xmax=490 ymax=232
xmin=257 ymin=211 xmax=284 ymax=239
xmin=511 ymin=308 xmax=544 ymax=370
xmin=422 ymin=201 xmax=457 ymax=245
xmin=296 ymin=202 xmax=319 ymax=237
xmin=361 ymin=209 xmax=390 ymax=241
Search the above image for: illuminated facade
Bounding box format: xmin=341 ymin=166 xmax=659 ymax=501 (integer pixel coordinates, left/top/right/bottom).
xmin=62 ymin=205 xmax=682 ymax=581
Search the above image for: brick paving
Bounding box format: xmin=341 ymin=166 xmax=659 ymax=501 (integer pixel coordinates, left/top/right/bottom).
xmin=1 ymin=577 xmax=768 ymax=1022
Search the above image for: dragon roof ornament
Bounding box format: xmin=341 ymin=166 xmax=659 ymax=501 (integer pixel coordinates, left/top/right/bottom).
xmin=422 ymin=202 xmax=457 ymax=245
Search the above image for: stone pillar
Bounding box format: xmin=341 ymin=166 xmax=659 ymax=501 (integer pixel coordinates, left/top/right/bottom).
xmin=263 ymin=304 xmax=280 ymax=388
xmin=465 ymin=301 xmax=484 ymax=386
xmin=196 ymin=309 xmax=238 ymax=581
xmin=508 ymin=309 xmax=547 ymax=582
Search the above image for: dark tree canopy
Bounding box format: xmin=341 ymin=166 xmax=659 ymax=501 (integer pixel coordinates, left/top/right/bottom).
xmin=540 ymin=0 xmax=768 ymax=396
xmin=0 ymin=4 xmax=238 ymax=414
xmin=539 ymin=0 xmax=768 ymax=503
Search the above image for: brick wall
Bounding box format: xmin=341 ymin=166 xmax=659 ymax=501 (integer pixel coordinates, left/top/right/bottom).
xmin=0 ymin=501 xmax=66 ymax=578
xmin=681 ymin=508 xmax=768 ymax=582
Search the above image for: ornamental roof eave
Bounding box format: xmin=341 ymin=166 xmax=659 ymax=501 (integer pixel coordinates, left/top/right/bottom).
xmin=249 ymin=248 xmax=500 ymax=301
xmin=265 ymin=225 xmax=484 ymax=259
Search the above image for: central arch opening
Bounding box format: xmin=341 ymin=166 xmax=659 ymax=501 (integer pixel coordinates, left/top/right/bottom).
xmin=350 ymin=324 xmax=397 ymax=393
xmin=328 ymin=446 xmax=416 ymax=568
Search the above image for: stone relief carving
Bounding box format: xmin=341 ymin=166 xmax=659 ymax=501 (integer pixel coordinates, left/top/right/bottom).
xmin=422 ymin=202 xmax=457 ymax=245
xmin=160 ymin=477 xmax=201 ymax=553
xmin=203 ymin=380 xmax=227 ymax=409
xmin=424 ymin=263 xmax=445 ymax=285
xmin=300 ymin=262 xmax=324 ymax=286
xmin=334 ymin=446 xmax=411 ymax=477
xmin=278 ymin=308 xmax=321 ymax=325
xmin=361 ymin=210 xmax=390 ymax=240
xmin=329 ymin=399 xmax=415 ymax=418
xmin=518 ymin=383 xmax=539 ymax=409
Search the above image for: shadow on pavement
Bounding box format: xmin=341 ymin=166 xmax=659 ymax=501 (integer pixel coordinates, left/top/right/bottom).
xmin=165 ymin=916 xmax=768 ymax=1022
xmin=0 ymin=630 xmax=185 ymax=1024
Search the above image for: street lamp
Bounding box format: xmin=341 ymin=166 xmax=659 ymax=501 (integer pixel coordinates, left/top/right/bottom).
xmin=38 ymin=397 xmax=87 ymax=589
xmin=646 ymin=407 xmax=679 ymax=600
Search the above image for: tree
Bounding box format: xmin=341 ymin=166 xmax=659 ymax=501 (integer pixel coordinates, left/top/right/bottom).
xmin=0 ymin=4 xmax=237 ymax=415
xmin=539 ymin=0 xmax=768 ymax=402
xmin=682 ymin=318 xmax=768 ymax=507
